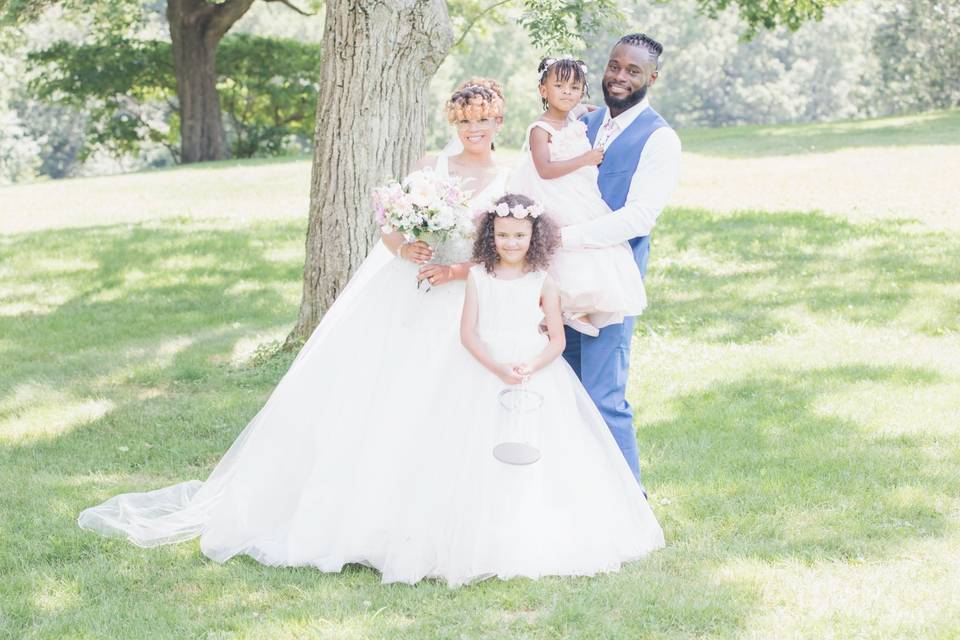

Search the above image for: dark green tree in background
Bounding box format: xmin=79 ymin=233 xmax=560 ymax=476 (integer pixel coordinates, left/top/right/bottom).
xmin=2 ymin=0 xmax=319 ymax=162
xmin=874 ymin=0 xmax=960 ymax=111
xmin=28 ymin=33 xmax=319 ymax=162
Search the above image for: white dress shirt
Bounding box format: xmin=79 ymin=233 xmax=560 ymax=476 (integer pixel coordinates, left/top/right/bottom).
xmin=561 ymin=98 xmax=682 ymax=250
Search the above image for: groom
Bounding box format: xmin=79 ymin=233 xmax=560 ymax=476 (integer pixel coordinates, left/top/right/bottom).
xmin=561 ymin=33 xmax=681 ymax=492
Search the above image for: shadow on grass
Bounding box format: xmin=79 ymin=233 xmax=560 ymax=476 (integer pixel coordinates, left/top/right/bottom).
xmin=4 ymin=365 xmax=956 ymax=638
xmin=643 ymin=207 xmax=960 ymax=343
xmin=1 ymin=530 xmax=761 ymax=639
xmin=680 ymin=109 xmax=960 ymax=158
xmin=0 ymin=218 xmax=304 ymax=481
xmin=0 ymin=219 xmax=303 ymax=396
xmin=643 ymin=364 xmax=959 ymax=563
xmin=1 ymin=474 xmax=758 ymax=640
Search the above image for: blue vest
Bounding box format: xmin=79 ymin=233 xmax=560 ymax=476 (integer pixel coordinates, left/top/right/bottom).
xmin=582 ymin=106 xmax=669 ymax=273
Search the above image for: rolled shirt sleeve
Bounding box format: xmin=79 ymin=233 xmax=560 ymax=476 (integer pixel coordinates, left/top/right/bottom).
xmin=561 ymin=127 xmax=682 ymax=249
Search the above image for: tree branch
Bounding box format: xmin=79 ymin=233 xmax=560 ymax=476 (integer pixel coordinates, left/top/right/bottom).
xmin=453 ymin=0 xmax=513 ymax=49
xmin=209 ymin=0 xmax=258 ymax=39
xmin=183 ymin=1 xmax=218 ymax=27
xmin=263 ymin=0 xmax=316 ymax=17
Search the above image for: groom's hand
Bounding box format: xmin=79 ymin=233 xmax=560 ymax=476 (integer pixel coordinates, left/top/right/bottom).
xmin=579 ymin=148 xmax=604 ymax=167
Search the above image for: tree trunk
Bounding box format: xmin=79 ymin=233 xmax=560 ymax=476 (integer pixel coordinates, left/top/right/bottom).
xmin=287 ymin=0 xmax=453 ymax=342
xmin=167 ymin=0 xmax=255 ymax=163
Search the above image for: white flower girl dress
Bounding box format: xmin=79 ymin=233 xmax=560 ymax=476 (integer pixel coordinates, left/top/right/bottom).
xmin=405 ymin=265 xmax=663 ymax=584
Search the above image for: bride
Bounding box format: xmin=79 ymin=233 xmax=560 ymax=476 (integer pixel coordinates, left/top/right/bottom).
xmin=79 ymin=79 xmax=664 ymax=586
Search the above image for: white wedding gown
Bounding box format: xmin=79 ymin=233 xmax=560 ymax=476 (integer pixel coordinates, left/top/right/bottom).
xmin=78 ymin=155 xmax=664 ymax=586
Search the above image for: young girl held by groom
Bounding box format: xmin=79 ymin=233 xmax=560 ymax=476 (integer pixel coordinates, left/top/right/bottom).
xmin=508 ymin=57 xmax=647 ymax=337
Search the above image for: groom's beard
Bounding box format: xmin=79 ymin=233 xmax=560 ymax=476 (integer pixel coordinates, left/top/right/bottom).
xmin=602 ymin=83 xmax=648 ymax=112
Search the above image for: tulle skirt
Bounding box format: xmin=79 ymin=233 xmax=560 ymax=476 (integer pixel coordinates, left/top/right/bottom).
xmin=78 ymin=242 xmax=664 ymax=586
xmin=406 ymin=333 xmax=664 ymax=585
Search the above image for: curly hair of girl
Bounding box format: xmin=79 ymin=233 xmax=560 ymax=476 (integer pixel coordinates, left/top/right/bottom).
xmin=472 ymin=194 xmax=559 ymax=274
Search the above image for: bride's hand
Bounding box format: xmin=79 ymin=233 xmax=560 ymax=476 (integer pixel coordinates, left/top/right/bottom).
xmin=495 ymin=364 xmax=525 ymax=386
xmin=418 ymin=263 xmax=455 ymax=288
xmin=512 ymin=364 xmax=533 ymax=380
xmin=399 ymin=240 xmax=433 ymax=264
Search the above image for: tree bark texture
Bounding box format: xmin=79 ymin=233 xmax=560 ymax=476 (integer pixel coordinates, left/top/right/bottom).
xmin=289 ymin=0 xmax=453 ymax=341
xmin=167 ymin=0 xmax=255 ymax=163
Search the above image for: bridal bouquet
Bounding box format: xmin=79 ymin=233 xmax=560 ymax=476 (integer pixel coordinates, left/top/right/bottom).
xmin=372 ymin=168 xmax=474 ymax=243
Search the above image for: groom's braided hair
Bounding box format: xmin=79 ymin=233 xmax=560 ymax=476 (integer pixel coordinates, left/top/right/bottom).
xmin=472 ymin=194 xmax=559 ymax=274
xmin=618 ymin=33 xmax=663 ymax=70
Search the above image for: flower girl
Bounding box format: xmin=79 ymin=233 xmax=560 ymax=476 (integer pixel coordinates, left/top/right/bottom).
xmin=440 ymin=193 xmax=663 ymax=583
xmin=508 ymin=57 xmax=647 ymax=336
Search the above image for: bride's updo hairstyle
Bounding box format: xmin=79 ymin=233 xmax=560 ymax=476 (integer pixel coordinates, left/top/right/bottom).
xmin=444 ymin=78 xmax=505 ymax=150
xmin=444 ymin=77 xmax=505 ymax=124
xmin=472 ymin=193 xmax=559 ymax=274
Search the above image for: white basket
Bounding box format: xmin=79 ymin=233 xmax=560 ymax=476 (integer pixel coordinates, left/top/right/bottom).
xmin=492 ymin=384 xmax=543 ymax=465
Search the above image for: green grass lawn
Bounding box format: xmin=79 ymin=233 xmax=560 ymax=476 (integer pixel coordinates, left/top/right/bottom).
xmin=2 ymin=111 xmax=959 ymax=639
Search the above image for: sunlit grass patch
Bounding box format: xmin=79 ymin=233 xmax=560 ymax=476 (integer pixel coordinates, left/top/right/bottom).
xmin=0 ymin=384 xmax=114 ymax=442
xmin=680 ymin=109 xmax=960 ymax=158
xmin=29 ymin=575 xmax=82 ymax=615
xmin=813 ymin=380 xmax=960 ymax=436
xmin=714 ymin=536 xmax=960 ymax=639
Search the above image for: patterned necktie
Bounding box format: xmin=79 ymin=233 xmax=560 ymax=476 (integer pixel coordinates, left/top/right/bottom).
xmin=595 ymin=118 xmax=618 ymax=149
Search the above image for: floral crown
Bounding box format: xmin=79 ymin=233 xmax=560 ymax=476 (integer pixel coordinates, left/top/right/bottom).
xmin=488 ymin=201 xmax=545 ymax=219
xmin=538 ymin=55 xmax=589 ymax=82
